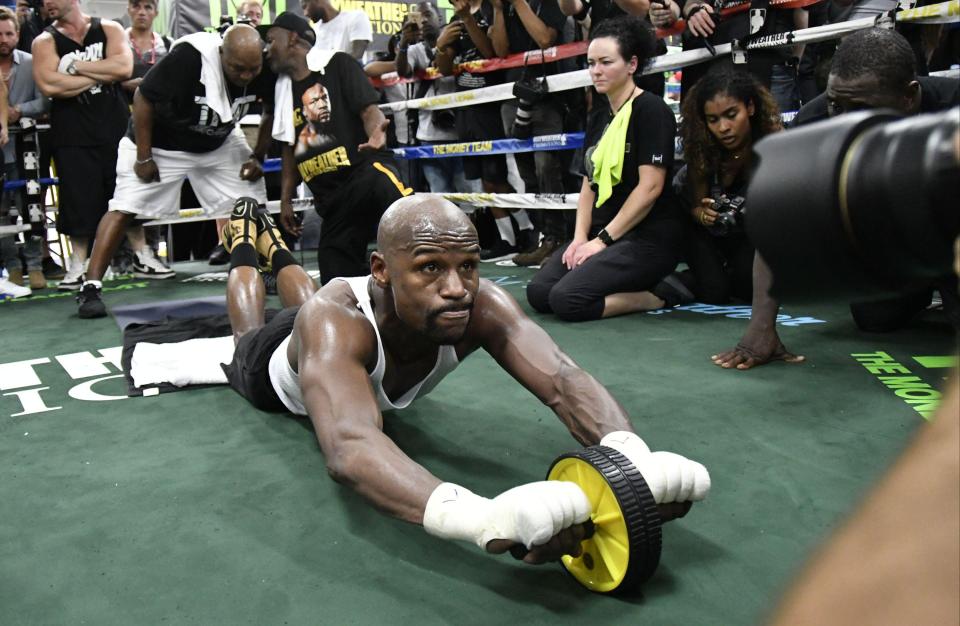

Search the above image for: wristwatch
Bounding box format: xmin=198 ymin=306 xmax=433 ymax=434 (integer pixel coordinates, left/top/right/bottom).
xmin=597 ymin=228 xmax=615 ymax=246
xmin=66 ymin=59 xmax=79 ymax=75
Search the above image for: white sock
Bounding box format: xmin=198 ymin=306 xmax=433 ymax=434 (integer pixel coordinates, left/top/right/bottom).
xmin=83 ymin=280 xmax=102 ymax=289
xmin=495 ymin=217 xmax=516 ymax=246
xmin=69 ymin=245 xmax=87 ymax=271
xmin=513 ymin=209 xmax=534 ymax=231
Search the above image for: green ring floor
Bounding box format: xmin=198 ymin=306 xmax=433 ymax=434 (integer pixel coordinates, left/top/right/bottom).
xmin=1 ymin=261 xmax=955 ymax=625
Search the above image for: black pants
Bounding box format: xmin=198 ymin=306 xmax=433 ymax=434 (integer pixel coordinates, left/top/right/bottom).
xmin=53 ymin=143 xmax=119 ymax=238
xmin=683 ymin=224 xmax=754 ymax=304
xmin=314 ymin=158 xmax=410 ymax=284
xmin=849 ymin=275 xmax=959 ymax=332
xmin=527 ymin=218 xmax=682 ymax=322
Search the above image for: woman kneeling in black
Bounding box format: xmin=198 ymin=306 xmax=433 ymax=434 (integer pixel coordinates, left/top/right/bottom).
xmin=526 ymin=16 xmax=682 ymax=322
xmin=676 ymin=67 xmax=782 ymax=303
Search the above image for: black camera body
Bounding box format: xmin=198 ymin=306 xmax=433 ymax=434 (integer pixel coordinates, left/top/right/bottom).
xmin=708 ymin=193 xmax=746 ymax=237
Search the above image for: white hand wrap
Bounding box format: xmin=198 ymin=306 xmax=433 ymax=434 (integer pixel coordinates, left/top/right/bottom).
xmin=57 ymin=51 xmax=79 ymax=74
xmin=600 ymin=431 xmax=711 ymax=503
xmin=422 ymin=481 xmax=592 ymax=550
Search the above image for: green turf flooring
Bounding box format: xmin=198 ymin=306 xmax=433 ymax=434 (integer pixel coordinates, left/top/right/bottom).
xmin=1 ymin=260 xmax=956 ymax=625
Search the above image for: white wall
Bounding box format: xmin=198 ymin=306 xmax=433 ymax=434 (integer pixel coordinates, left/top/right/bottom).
xmin=83 ymin=0 xmax=129 ymax=21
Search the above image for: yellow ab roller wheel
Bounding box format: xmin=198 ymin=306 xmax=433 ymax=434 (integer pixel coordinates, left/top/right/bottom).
xmin=546 ymin=445 xmax=662 ymax=594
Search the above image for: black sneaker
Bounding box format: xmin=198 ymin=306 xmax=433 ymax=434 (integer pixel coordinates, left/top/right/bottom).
xmin=208 ymin=244 xmax=230 ymax=266
xmin=77 ymin=283 xmax=107 ymax=318
xmin=652 ymin=272 xmax=696 ymax=308
xmin=516 ymin=228 xmax=540 ymax=253
xmin=480 ymin=239 xmax=519 ymax=263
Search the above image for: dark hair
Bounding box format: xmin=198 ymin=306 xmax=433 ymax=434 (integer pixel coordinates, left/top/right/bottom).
xmin=680 ymin=66 xmax=782 ymax=177
xmin=588 ymin=15 xmax=655 ymax=68
xmin=831 ymin=28 xmax=916 ymax=94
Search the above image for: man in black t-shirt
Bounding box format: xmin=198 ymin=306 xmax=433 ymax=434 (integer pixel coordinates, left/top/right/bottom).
xmin=262 ymin=12 xmax=412 ymax=285
xmin=713 ymin=28 xmax=959 ymax=371
xmin=76 ymin=25 xmax=275 ymax=318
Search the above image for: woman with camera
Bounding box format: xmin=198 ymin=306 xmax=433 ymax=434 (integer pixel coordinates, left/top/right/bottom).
xmin=526 ymin=16 xmax=683 ymax=322
xmin=676 ymin=67 xmax=782 ymax=303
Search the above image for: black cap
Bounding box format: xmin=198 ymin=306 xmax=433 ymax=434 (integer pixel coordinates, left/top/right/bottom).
xmin=257 ymin=12 xmax=317 ymax=46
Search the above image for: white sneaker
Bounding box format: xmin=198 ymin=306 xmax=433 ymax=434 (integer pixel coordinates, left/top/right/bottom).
xmin=132 ymin=248 xmax=176 ymax=279
xmin=1 ymin=277 xmax=32 ymax=299
xmin=57 ymin=259 xmax=87 ymax=291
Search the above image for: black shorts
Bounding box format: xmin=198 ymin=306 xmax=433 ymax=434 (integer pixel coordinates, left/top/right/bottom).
xmin=456 ymin=103 xmax=508 ymax=184
xmin=223 ymin=306 xmax=300 ymax=412
xmin=53 ymin=144 xmax=119 ymax=238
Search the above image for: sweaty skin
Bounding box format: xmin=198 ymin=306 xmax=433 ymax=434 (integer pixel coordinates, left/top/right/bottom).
xmin=276 ymin=197 xmax=689 ymax=564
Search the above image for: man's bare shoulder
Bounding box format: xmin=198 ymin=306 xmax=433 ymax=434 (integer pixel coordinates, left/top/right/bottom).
xmin=292 ymin=280 xmax=377 ymax=365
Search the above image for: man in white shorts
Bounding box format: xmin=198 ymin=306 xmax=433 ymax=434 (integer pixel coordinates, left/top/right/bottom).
xmin=76 ymin=24 xmax=275 ymax=319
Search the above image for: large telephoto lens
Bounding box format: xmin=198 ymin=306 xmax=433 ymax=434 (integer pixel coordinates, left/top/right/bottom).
xmin=745 ymin=107 xmax=959 ymax=300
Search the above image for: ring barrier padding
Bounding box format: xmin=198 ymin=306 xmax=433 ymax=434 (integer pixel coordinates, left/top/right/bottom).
xmin=391 ymin=132 xmax=585 ymax=160
xmin=545 ymin=445 xmax=662 ymax=594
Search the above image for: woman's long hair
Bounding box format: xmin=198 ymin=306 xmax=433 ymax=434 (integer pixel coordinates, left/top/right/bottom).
xmin=680 ymin=67 xmax=783 ymax=179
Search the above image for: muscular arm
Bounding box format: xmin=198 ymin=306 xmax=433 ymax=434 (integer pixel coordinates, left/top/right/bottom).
xmin=615 ymin=0 xmax=651 ymax=16
xmin=132 ymin=89 xmax=154 ymax=161
xmin=360 ymin=102 xmax=387 ymax=141
xmin=490 ymin=3 xmax=511 ymax=58
xmin=600 ymin=165 xmax=666 ymax=240
xmin=511 ymin=0 xmax=558 ymax=50
xmin=252 ymin=102 xmax=274 ymax=162
xmin=472 ymin=281 xmax=634 ymax=445
xmin=31 ymin=33 xmax=98 ymax=98
xmin=296 ymin=300 xmax=442 ymax=523
xmin=557 ymin=0 xmax=585 ymax=17
xmin=72 ymin=20 xmax=133 ymax=83
xmin=350 ymin=39 xmax=369 ymax=60
xmin=364 ymin=59 xmax=397 ymax=78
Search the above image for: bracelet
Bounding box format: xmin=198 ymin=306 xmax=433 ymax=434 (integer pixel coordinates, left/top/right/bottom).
xmin=135 ymin=157 xmax=154 ymax=164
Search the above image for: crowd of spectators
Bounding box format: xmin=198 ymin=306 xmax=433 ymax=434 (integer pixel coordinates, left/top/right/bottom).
xmin=0 ymin=0 xmax=957 ymax=363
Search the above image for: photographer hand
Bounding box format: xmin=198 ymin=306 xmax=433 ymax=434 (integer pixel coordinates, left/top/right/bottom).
xmin=451 ymin=0 xmax=472 ymax=18
xmin=696 ymin=198 xmax=719 ymax=227
xmin=650 ymin=0 xmax=680 ymax=28
xmin=400 ymin=20 xmax=421 ymax=46
xmin=437 ymin=21 xmax=464 ymax=50
xmin=685 ymin=3 xmax=717 ymax=38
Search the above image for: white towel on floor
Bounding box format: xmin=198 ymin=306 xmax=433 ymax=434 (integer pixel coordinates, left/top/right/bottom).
xmin=173 ymin=32 xmax=234 ymax=124
xmin=131 ymin=335 xmax=236 ymax=388
xmin=272 ymin=47 xmax=338 ymax=144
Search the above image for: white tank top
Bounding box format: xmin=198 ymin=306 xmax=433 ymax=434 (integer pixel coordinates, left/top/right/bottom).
xmin=268 ymin=275 xmax=460 ymax=415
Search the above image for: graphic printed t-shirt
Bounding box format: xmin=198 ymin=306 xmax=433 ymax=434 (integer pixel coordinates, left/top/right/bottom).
xmin=450 ymin=1 xmax=502 ymax=90
xmin=583 ymin=91 xmax=678 ymax=233
xmin=131 ymin=43 xmax=275 ymax=153
xmin=291 ymin=52 xmax=384 ymax=194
